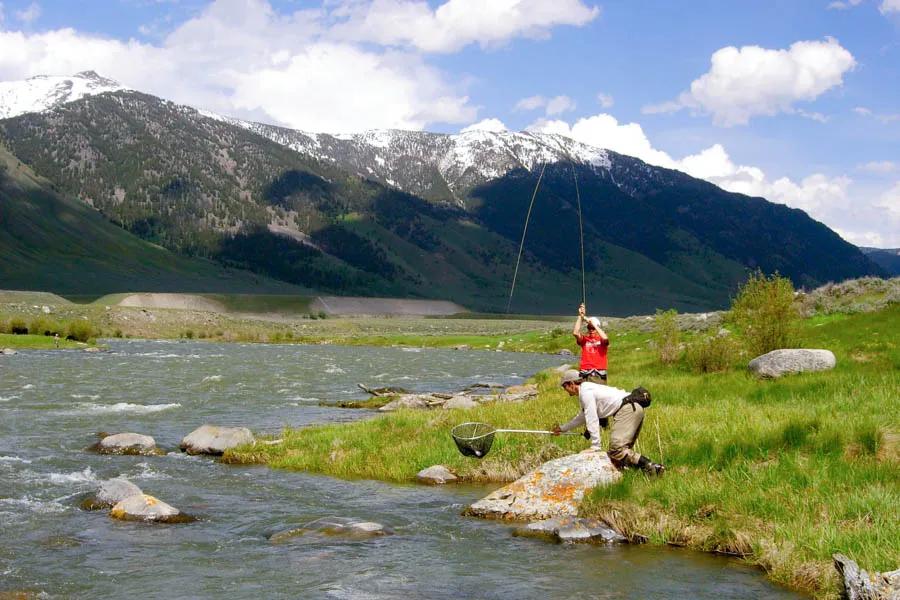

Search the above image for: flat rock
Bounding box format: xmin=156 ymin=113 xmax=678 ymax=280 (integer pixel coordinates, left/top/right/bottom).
xmin=748 ymin=349 xmax=836 ymax=378
xmin=514 ymin=516 xmax=625 ymax=544
xmin=270 ymin=517 xmax=393 ymax=543
xmin=84 ymin=347 xmax=102 ymax=353
xmin=416 ymin=465 xmax=457 ymax=485
xmin=378 ymin=394 xmax=430 ymax=412
xmin=110 ymin=494 xmax=194 ymax=523
xmin=504 ymin=384 xmax=538 ymax=395
xmin=834 ymin=553 xmax=900 ymax=600
xmin=180 ymin=424 xmax=254 ymax=455
xmin=1 ymin=348 xmax=16 ymax=355
xmin=442 ymin=395 xmax=479 ymax=410
xmin=96 ymin=432 xmax=162 ymax=456
xmin=81 ymin=477 xmax=143 ymax=510
xmin=465 ymin=451 xmax=621 ymax=521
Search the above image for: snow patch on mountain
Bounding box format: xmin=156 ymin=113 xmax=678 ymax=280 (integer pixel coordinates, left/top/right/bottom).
xmin=0 ymin=71 xmax=126 ymax=119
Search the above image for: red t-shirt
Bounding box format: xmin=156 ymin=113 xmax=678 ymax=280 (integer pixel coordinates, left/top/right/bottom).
xmin=577 ymin=332 xmax=609 ymax=370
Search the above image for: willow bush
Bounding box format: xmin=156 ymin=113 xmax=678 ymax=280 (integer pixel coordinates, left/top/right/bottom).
xmin=730 ymin=271 xmax=800 ymax=355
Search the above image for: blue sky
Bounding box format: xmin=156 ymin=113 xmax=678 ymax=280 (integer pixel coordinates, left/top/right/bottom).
xmin=0 ymin=0 xmax=897 ymax=246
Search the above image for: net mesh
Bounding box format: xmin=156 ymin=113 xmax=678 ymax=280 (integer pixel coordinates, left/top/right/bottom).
xmin=451 ymin=422 xmax=496 ymax=458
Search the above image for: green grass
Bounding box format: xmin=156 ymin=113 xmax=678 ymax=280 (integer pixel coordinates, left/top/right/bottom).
xmin=0 ymin=333 xmax=91 ymax=349
xmin=226 ymin=304 xmax=899 ymax=599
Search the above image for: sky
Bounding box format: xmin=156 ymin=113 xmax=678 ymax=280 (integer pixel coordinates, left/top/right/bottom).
xmin=0 ymin=0 xmax=898 ymax=247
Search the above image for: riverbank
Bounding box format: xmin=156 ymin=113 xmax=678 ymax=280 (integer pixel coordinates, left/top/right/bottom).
xmin=226 ymin=305 xmax=899 ymax=599
xmin=0 ymin=333 xmax=94 ymax=350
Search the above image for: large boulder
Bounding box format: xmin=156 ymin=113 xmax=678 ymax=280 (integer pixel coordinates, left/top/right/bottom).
xmin=270 ymin=517 xmax=392 ymax=543
xmin=748 ymin=349 xmax=836 ymax=378
xmin=81 ymin=478 xmax=143 ymax=510
xmin=514 ymin=516 xmax=625 ymax=544
xmin=833 ymin=553 xmax=900 ymax=600
xmin=416 ymin=465 xmax=457 ymax=485
xmin=110 ymin=494 xmax=194 ymax=523
xmin=442 ymin=396 xmax=479 ymax=410
xmin=378 ymin=394 xmax=431 ymax=412
xmin=180 ymin=425 xmax=254 ymax=455
xmin=95 ymin=433 xmax=162 ymax=456
xmin=465 ymin=451 xmax=621 ymax=520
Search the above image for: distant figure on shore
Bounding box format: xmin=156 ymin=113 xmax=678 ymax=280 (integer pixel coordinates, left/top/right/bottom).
xmin=552 ymin=369 xmax=665 ymax=475
xmin=54 ymin=333 xmax=60 ymax=348
xmin=572 ymin=303 xmax=609 ymax=382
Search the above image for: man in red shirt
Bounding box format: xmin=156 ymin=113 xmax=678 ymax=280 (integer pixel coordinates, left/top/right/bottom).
xmin=573 ymin=303 xmax=609 ymax=382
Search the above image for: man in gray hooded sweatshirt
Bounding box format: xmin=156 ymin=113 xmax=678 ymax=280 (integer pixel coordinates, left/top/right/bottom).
xmin=551 ymin=369 xmax=665 ymax=475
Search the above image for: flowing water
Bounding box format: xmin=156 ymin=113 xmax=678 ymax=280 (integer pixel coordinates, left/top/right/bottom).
xmin=0 ymin=340 xmax=804 ymax=599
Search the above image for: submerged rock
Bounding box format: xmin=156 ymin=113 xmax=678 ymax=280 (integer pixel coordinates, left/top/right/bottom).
xmin=465 ymin=451 xmax=621 ymax=520
xmin=514 ymin=516 xmax=625 ymax=544
xmin=94 ymin=432 xmax=162 ymax=456
xmin=557 ymin=349 xmax=573 ymax=356
xmin=833 ymin=553 xmax=900 ymax=600
xmin=416 ymin=465 xmax=457 ymax=485
xmin=180 ymin=424 xmax=254 ymax=455
xmin=81 ymin=477 xmax=143 ymax=510
xmin=270 ymin=517 xmax=393 ymax=543
xmin=748 ymin=349 xmax=836 ymax=378
xmin=109 ymin=494 xmax=195 ymax=523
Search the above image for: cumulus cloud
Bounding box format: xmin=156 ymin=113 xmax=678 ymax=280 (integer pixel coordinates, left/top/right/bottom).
xmin=881 ymin=0 xmax=900 ymax=13
xmin=15 ymin=2 xmax=40 ymax=23
xmin=529 ymin=112 xmax=900 ymax=245
xmin=460 ymin=117 xmax=507 ymax=133
xmin=644 ymin=38 xmax=856 ymax=126
xmin=327 ymin=0 xmax=600 ymax=53
xmin=596 ymin=92 xmax=613 ymax=108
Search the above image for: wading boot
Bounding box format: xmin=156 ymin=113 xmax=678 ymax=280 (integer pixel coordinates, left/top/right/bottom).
xmin=637 ymin=455 xmax=666 ymax=476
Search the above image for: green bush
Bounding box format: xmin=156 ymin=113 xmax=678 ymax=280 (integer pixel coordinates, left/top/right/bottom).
xmin=183 ymin=330 xmax=194 ymax=339
xmin=685 ymin=333 xmax=740 ymax=373
xmin=653 ymin=308 xmax=681 ymax=365
xmin=730 ymin=271 xmax=799 ymax=355
xmin=8 ymin=317 xmax=28 ymax=335
xmin=29 ymin=317 xmax=64 ymax=337
xmin=66 ymin=319 xmax=97 ymax=342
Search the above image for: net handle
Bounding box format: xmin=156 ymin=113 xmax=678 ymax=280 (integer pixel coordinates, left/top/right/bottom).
xmin=495 ymin=429 xmax=581 ymax=436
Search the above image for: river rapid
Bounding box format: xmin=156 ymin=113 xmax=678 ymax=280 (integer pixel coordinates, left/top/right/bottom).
xmin=0 ymin=340 xmax=804 ymax=599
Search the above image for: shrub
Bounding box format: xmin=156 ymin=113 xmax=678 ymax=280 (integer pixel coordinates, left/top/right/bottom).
xmin=29 ymin=317 xmax=64 ymax=337
xmin=183 ymin=330 xmax=194 ymax=339
xmin=653 ymin=309 xmax=681 ymax=365
xmin=317 ymin=311 xmax=328 ymax=320
xmin=730 ymin=271 xmax=799 ymax=355
xmin=685 ymin=333 xmax=740 ymax=373
xmin=9 ymin=317 xmax=28 ymax=335
xmin=66 ymin=320 xmax=97 ymax=342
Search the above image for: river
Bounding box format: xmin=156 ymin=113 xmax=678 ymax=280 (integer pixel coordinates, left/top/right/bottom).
xmin=0 ymin=340 xmax=804 ymax=599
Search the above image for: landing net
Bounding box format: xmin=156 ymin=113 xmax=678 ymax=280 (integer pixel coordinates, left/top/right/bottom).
xmin=451 ymin=422 xmax=496 ymax=458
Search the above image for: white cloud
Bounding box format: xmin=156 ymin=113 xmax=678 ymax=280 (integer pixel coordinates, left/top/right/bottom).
xmin=0 ymin=0 xmax=481 ymax=132
xmin=853 ymin=105 xmax=900 ymax=123
xmin=875 ymin=182 xmax=900 ymax=219
xmin=460 ymin=117 xmax=507 ymax=133
xmin=859 ymin=161 xmax=897 ymax=174
xmin=514 ymin=95 xmax=547 ymax=112
xmin=881 ymin=0 xmax=900 ymax=13
xmin=596 ymin=92 xmax=613 ymax=108
xmin=327 ymin=0 xmax=600 ymax=53
xmin=644 ymin=38 xmax=856 ymax=126
xmin=545 ymin=95 xmax=575 ymax=116
xmin=15 ymin=2 xmax=40 ymax=23
xmin=828 ymin=0 xmax=862 ymax=9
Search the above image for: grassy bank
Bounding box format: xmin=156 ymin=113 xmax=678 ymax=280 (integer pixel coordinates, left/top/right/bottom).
xmin=0 ymin=333 xmax=90 ymax=350
xmin=226 ymin=305 xmax=899 ymax=599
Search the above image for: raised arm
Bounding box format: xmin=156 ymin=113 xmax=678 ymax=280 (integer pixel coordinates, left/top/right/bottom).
xmin=572 ymin=303 xmax=586 ymax=338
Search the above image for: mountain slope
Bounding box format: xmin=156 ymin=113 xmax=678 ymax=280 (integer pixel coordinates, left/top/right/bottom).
xmin=0 ymin=143 xmax=306 ymax=295
xmin=0 ymin=71 xmax=125 ymax=120
xmin=861 ymin=247 xmax=900 ymax=276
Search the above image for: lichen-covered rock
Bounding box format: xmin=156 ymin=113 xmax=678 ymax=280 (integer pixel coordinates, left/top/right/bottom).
xmin=416 ymin=465 xmax=457 ymax=485
xmin=95 ymin=432 xmax=162 ymax=456
xmin=81 ymin=478 xmax=143 ymax=510
xmin=442 ymin=396 xmax=479 ymax=410
xmin=110 ymin=494 xmax=194 ymax=523
xmin=269 ymin=517 xmax=393 ymax=543
xmin=378 ymin=394 xmax=430 ymax=412
xmin=514 ymin=516 xmax=625 ymax=544
xmin=748 ymin=349 xmax=836 ymax=378
xmin=180 ymin=424 xmax=254 ymax=455
xmin=833 ymin=553 xmax=900 ymax=600
xmin=465 ymin=451 xmax=621 ymax=520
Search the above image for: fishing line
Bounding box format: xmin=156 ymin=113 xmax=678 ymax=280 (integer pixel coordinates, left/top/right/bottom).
xmin=506 ymin=162 xmax=546 ymax=313
xmin=571 ymin=162 xmax=586 ymax=307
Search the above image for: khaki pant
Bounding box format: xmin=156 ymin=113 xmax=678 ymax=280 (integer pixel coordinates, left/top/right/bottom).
xmin=609 ymin=402 xmax=644 ymax=467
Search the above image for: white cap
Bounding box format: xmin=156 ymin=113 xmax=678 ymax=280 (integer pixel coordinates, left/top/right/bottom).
xmin=560 ymin=369 xmax=581 ymax=386
xmin=586 ymin=317 xmax=602 ymax=330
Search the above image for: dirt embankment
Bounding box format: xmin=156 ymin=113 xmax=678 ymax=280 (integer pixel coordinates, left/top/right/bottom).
xmin=116 ymin=293 xmax=226 ymax=313
xmin=311 ymin=296 xmax=466 ymax=316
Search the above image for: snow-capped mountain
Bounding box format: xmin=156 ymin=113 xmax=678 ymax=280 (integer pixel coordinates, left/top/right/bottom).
xmin=0 ymin=71 xmax=125 ymax=119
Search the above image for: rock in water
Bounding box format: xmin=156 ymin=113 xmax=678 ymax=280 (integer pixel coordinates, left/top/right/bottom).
xmin=416 ymin=465 xmax=457 ymax=485
xmin=748 ymin=349 xmax=836 ymax=378
xmin=465 ymin=452 xmax=621 ymax=520
xmin=180 ymin=425 xmax=254 ymax=455
xmin=514 ymin=516 xmax=625 ymax=544
xmin=109 ymin=494 xmax=194 ymax=523
xmin=95 ymin=432 xmax=162 ymax=456
xmin=557 ymin=349 xmax=573 ymax=356
xmin=833 ymin=553 xmax=900 ymax=600
xmin=1 ymin=348 xmax=17 ymax=355
xmin=81 ymin=478 xmax=143 ymax=510
xmin=270 ymin=517 xmax=393 ymax=543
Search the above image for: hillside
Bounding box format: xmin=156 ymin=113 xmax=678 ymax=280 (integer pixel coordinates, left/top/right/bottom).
xmin=861 ymin=247 xmax=900 ymax=276
xmin=0 ymin=79 xmax=884 ymax=313
xmin=0 ymin=144 xmax=307 ymax=295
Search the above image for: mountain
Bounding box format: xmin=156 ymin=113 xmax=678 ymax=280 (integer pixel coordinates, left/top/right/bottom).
xmin=860 ymin=247 xmax=900 ymax=276
xmin=0 ymin=71 xmax=125 ymax=120
xmin=0 ymin=74 xmax=885 ymax=313
xmin=0 ymin=142 xmax=307 ymax=295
